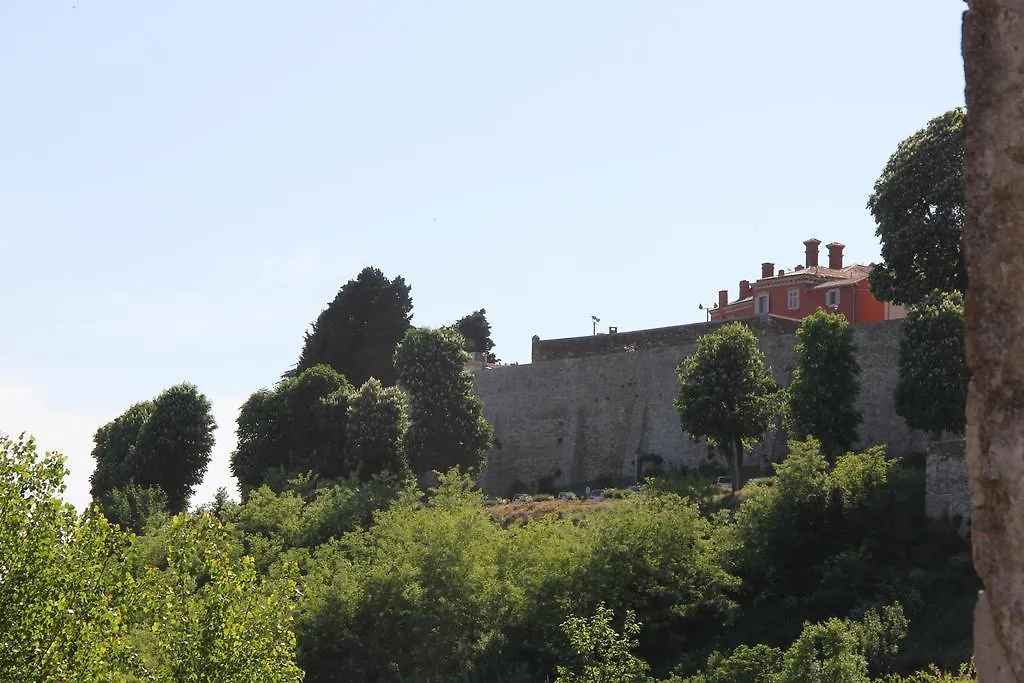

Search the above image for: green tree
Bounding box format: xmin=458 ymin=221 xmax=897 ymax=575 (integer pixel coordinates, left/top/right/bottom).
xmin=98 ymin=483 xmax=169 ymax=535
xmin=137 ymin=513 xmax=304 ymax=682
xmin=675 ymin=322 xmax=779 ymax=489
xmin=894 ymin=290 xmax=968 ymax=438
xmin=0 ymin=434 xmax=137 ymax=681
xmin=394 ymin=327 xmax=493 ymax=474
xmin=868 ymin=109 xmax=965 ymax=305
xmin=132 ymin=383 xmax=217 ymax=513
xmin=90 ymin=384 xmax=215 ymax=514
xmin=554 ymin=603 xmax=652 ymax=683
xmin=787 ymin=308 xmax=862 ymax=458
xmin=346 ymin=378 xmax=409 ymax=479
xmin=232 ymin=365 xmax=353 ymax=495
xmin=453 ymin=308 xmax=497 ymax=362
xmin=89 ymin=400 xmax=153 ymax=500
xmin=295 ymin=266 xmax=413 ymax=386
xmin=297 ymin=471 xmax=508 ymax=682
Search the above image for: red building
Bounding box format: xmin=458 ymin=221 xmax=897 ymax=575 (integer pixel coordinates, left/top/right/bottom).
xmin=709 ymin=238 xmax=905 ymax=324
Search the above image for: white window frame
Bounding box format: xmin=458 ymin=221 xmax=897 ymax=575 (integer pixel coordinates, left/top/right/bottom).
xmin=826 ymin=289 xmax=841 ymax=308
xmin=756 ymin=294 xmax=769 ymax=315
xmin=787 ymin=288 xmax=799 ymax=311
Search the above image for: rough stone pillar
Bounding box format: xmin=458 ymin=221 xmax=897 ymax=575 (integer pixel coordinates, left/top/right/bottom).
xmin=962 ymin=1 xmax=1024 ymax=679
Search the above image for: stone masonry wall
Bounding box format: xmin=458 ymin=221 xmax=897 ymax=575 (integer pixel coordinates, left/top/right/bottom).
xmin=925 ymin=439 xmax=971 ymax=535
xmin=474 ymin=318 xmax=924 ymax=496
xmin=531 ymin=316 xmax=802 ymax=362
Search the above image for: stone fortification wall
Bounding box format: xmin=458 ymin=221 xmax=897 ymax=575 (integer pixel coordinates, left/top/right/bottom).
xmin=925 ymin=439 xmax=971 ymax=535
xmin=475 ymin=318 xmax=923 ymax=496
xmin=531 ymin=316 xmax=801 ymax=362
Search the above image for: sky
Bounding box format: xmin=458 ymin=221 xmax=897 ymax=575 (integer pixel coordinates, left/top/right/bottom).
xmin=0 ymin=1 xmax=967 ymax=510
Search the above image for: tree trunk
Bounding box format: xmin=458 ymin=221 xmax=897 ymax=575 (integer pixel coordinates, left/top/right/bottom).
xmin=962 ymin=2 xmax=1024 ymax=679
xmin=733 ymin=437 xmax=745 ymax=490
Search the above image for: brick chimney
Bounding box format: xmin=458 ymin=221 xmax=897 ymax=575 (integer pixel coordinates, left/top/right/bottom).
xmin=826 ymin=242 xmax=845 ymax=270
xmin=718 ymin=289 xmax=729 ymax=308
xmin=803 ymin=238 xmax=821 ymax=267
xmin=739 ymin=280 xmax=751 ymax=298
xmin=761 ymin=262 xmax=774 ymax=279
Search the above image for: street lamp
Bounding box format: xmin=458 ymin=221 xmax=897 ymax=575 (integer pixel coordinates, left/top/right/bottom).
xmin=698 ymin=303 xmax=713 ymax=322
xmin=591 ymin=315 xmax=601 ymax=335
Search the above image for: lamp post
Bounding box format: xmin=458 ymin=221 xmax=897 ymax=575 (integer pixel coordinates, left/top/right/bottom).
xmin=698 ymin=303 xmax=712 ymax=322
xmin=591 ymin=315 xmax=601 ymax=335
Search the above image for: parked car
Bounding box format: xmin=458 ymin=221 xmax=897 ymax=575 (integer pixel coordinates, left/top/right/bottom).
xmin=589 ymin=489 xmax=606 ymax=501
xmin=715 ymin=477 xmax=733 ymax=491
xmin=627 ymin=484 xmax=642 ymax=494
xmin=511 ymin=493 xmax=533 ymax=504
xmin=557 ymin=491 xmax=578 ymax=501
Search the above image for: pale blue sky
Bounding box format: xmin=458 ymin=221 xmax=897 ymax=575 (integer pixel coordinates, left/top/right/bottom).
xmin=1 ymin=1 xmax=966 ymax=509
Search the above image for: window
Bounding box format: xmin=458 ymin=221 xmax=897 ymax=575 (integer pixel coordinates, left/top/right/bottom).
xmin=826 ymin=289 xmax=841 ymax=308
xmin=756 ymin=294 xmax=769 ymax=315
xmin=787 ymin=288 xmax=799 ymax=311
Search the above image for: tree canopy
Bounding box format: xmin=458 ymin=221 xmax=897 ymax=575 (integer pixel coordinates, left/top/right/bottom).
xmin=867 ymin=108 xmax=965 ymax=305
xmin=295 ymin=266 xmax=413 ymax=386
xmin=394 ymin=327 xmax=493 ymax=474
xmin=675 ymin=322 xmax=779 ymax=489
xmin=453 ymin=308 xmax=497 ymax=362
xmin=894 ymin=290 xmax=968 ymax=437
xmin=346 ymin=378 xmax=409 ymax=480
xmin=232 ymin=364 xmax=354 ymax=494
xmin=786 ymin=308 xmax=862 ymax=458
xmin=90 ymin=384 xmax=215 ymax=515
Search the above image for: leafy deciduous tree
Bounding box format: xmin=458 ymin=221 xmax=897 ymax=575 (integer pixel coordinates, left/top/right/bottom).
xmin=90 ymin=384 xmax=215 ymax=515
xmin=787 ymin=308 xmax=862 ymax=458
xmin=98 ymin=483 xmax=169 ymax=535
xmin=89 ymin=400 xmax=153 ymax=501
xmin=894 ymin=290 xmax=968 ymax=438
xmin=394 ymin=327 xmax=493 ymax=475
xmin=132 ymin=383 xmax=217 ymax=513
xmin=868 ymin=109 xmax=965 ymax=305
xmin=0 ymin=434 xmax=136 ymax=681
xmin=232 ymin=365 xmax=353 ymax=495
xmin=137 ymin=514 xmax=304 ymax=682
xmin=555 ymin=603 xmax=651 ymax=683
xmin=346 ymin=378 xmax=409 ymax=479
xmin=295 ymin=266 xmax=413 ymax=386
xmin=675 ymin=323 xmax=779 ymax=489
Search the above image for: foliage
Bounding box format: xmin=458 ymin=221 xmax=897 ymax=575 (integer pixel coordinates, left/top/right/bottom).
xmin=297 ymin=470 xmax=510 ymax=682
xmin=683 ymin=603 xmax=907 ymax=683
xmin=89 ymin=400 xmax=153 ymax=500
xmin=787 ymin=309 xmax=862 ymax=458
xmin=98 ymin=483 xmax=169 ymax=535
xmin=232 ymin=364 xmax=354 ymax=494
xmin=346 ymin=377 xmax=409 ymax=479
xmin=134 ymin=513 xmax=303 ymax=682
xmin=895 ymin=290 xmax=968 ymax=437
xmin=225 ymin=472 xmax=410 ymax=572
xmin=453 ymin=307 xmax=498 ymax=362
xmin=0 ymin=434 xmax=137 ymax=681
xmin=675 ymin=322 xmax=780 ymax=489
xmin=555 ymin=603 xmax=652 ymax=683
xmin=131 ymin=383 xmax=217 ymax=513
xmin=295 ymin=266 xmax=413 ymax=386
xmin=394 ymin=327 xmax=493 ymax=474
xmin=90 ymin=383 xmax=216 ymax=514
xmin=868 ymin=109 xmax=965 ymax=305
xmin=578 ymin=494 xmax=740 ymax=668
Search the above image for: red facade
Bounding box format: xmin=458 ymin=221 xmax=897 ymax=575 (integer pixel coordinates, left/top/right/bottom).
xmin=709 ymin=239 xmax=899 ymax=325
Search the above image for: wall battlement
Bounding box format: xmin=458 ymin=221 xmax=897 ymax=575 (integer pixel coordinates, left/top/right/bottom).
xmin=531 ymin=315 xmax=802 ymax=362
xmin=475 ymin=318 xmax=922 ymax=496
